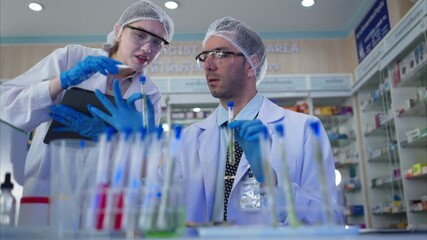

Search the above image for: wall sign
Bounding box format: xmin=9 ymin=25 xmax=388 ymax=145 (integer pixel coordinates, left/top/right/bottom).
xmin=167 ymin=77 xmax=209 ymax=93
xmin=310 ymin=75 xmax=351 ymax=90
xmin=258 ymin=75 xmax=307 ymax=91
xmin=355 ymin=0 xmax=390 ymax=63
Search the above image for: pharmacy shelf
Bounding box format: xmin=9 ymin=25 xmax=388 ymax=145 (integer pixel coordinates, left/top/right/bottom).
xmin=397 ymin=99 xmax=427 ymax=117
xmin=315 ymin=114 xmax=353 ymax=127
xmin=361 ymin=93 xmax=391 ymax=112
xmin=372 ymin=210 xmax=407 ymax=215
xmin=330 ymin=138 xmax=356 ymax=147
xmin=400 ymin=136 xmax=427 ymax=148
xmin=364 ymin=119 xmax=395 ymax=136
xmin=335 ymin=162 xmax=359 ymax=168
xmin=370 ymin=178 xmax=403 ymax=189
xmin=395 ymin=59 xmax=427 ymax=88
xmin=405 ymin=173 xmax=427 ymax=180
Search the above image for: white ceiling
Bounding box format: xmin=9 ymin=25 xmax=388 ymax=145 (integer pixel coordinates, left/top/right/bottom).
xmin=1 ymin=0 xmax=376 ymax=43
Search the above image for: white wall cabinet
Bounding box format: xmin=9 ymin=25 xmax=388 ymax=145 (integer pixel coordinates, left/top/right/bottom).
xmin=353 ymin=0 xmax=427 ymax=230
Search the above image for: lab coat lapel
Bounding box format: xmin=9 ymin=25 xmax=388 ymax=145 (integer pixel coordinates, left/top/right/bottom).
xmin=197 ymin=112 xmax=220 ymax=219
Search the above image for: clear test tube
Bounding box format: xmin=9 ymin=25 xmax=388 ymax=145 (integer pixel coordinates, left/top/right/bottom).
xmin=140 ymin=76 xmax=148 ymax=128
xmin=156 ymin=125 xmax=183 ymax=230
xmin=274 ymin=124 xmax=300 ymax=227
xmin=139 ymin=127 xmax=164 ymax=231
xmin=259 ymin=127 xmax=278 ymax=227
xmin=310 ymin=121 xmax=334 ymax=225
xmin=104 ymin=128 xmax=133 ymax=231
xmin=86 ymin=127 xmax=115 ymax=231
xmin=227 ymin=101 xmax=236 ymax=165
xmin=122 ymin=128 xmax=147 ymax=234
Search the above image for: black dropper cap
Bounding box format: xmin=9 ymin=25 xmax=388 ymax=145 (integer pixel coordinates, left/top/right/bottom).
xmin=1 ymin=173 xmax=14 ymax=190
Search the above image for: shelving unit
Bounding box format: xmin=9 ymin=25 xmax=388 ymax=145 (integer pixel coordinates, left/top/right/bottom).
xmin=311 ymin=96 xmax=365 ymax=227
xmin=353 ymin=0 xmax=427 ymax=230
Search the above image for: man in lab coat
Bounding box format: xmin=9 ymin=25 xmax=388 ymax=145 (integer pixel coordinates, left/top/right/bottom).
xmin=92 ymin=17 xmax=344 ymax=226
xmin=176 ymin=17 xmax=343 ymax=225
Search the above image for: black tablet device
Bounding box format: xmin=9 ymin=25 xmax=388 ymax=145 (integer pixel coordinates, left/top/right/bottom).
xmin=43 ymin=87 xmax=116 ymax=144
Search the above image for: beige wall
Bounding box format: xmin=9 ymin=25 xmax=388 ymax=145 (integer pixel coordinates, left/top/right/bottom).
xmin=387 ymin=0 xmax=415 ymax=27
xmin=0 ymin=38 xmax=357 ymax=80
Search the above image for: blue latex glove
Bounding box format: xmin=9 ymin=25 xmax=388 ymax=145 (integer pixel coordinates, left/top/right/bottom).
xmin=60 ymin=56 xmax=121 ymax=89
xmin=89 ymin=79 xmax=155 ymax=132
xmin=228 ymin=119 xmax=271 ymax=183
xmin=49 ymin=104 xmax=106 ymax=141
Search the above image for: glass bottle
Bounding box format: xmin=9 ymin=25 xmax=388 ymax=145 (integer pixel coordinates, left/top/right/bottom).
xmin=0 ymin=172 xmax=16 ymax=226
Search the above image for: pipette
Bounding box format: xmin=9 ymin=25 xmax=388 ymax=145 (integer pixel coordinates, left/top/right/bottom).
xmin=310 ymin=121 xmax=334 ymax=225
xmin=274 ymin=124 xmax=300 ymax=227
xmin=140 ymin=76 xmax=148 ymax=128
xmin=156 ymin=125 xmax=183 ymax=230
xmin=117 ymin=64 xmax=131 ymax=69
xmin=227 ymin=101 xmax=236 ymax=165
xmin=259 ymin=127 xmax=278 ymax=227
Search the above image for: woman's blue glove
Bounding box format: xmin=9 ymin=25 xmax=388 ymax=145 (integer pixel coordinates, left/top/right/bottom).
xmin=60 ymin=56 xmax=121 ymax=89
xmin=228 ymin=119 xmax=271 ymax=183
xmin=89 ymin=79 xmax=155 ymax=132
xmin=49 ymin=104 xmax=106 ymax=141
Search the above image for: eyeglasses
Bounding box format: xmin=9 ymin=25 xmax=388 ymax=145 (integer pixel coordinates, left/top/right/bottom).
xmin=195 ymin=50 xmax=244 ymax=68
xmin=124 ymin=25 xmax=169 ymax=51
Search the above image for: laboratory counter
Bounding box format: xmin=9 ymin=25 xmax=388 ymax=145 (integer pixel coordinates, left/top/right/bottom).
xmin=1 ymin=226 xmax=426 ymax=240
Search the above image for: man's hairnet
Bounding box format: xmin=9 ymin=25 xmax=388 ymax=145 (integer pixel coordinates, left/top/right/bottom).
xmin=103 ymin=0 xmax=174 ymax=52
xmin=202 ymin=17 xmax=268 ymax=84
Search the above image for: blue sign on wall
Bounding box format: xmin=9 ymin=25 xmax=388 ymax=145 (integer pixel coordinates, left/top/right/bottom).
xmin=355 ymin=0 xmax=390 ymax=63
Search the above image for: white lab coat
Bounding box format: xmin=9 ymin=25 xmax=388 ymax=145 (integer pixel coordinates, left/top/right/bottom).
xmin=177 ymin=97 xmax=343 ymax=225
xmin=0 ymin=44 xmax=162 ymax=209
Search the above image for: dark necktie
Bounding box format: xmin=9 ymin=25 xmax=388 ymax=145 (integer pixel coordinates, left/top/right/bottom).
xmin=223 ymin=140 xmax=243 ymax=221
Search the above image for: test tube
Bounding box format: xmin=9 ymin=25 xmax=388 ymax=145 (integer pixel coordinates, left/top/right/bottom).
xmin=86 ymin=128 xmax=115 ymax=230
xmin=227 ymin=101 xmax=236 ymax=165
xmin=104 ymin=128 xmax=133 ymax=231
xmin=139 ymin=127 xmax=164 ymax=231
xmin=156 ymin=125 xmax=183 ymax=230
xmin=310 ymin=121 xmax=334 ymax=225
xmin=259 ymin=127 xmax=278 ymax=227
xmin=122 ymin=128 xmax=147 ymax=233
xmin=274 ymin=124 xmax=300 ymax=227
xmin=140 ymin=76 xmax=148 ymax=128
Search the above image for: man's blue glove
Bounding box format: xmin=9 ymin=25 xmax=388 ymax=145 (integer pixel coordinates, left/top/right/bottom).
xmin=49 ymin=104 xmax=106 ymax=141
xmin=60 ymin=56 xmax=121 ymax=89
xmin=228 ymin=119 xmax=271 ymax=183
xmin=89 ymin=79 xmax=155 ymax=132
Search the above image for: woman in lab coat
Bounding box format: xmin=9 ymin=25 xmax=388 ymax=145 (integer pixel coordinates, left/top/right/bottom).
xmin=0 ymin=0 xmax=173 ymax=224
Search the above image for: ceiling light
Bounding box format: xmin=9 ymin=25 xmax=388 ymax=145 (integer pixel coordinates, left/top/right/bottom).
xmin=301 ymin=0 xmax=315 ymax=7
xmin=165 ymin=1 xmax=179 ymax=9
xmin=29 ymin=2 xmax=43 ymax=11
xmin=193 ymin=108 xmax=201 ymax=113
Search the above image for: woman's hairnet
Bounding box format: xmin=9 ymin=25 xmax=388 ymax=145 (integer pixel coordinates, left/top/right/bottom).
xmin=202 ymin=17 xmax=268 ymax=84
xmin=103 ymin=0 xmax=174 ymax=52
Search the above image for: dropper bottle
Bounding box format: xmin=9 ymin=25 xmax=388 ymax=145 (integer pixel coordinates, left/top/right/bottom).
xmin=0 ymin=172 xmax=16 ymax=226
